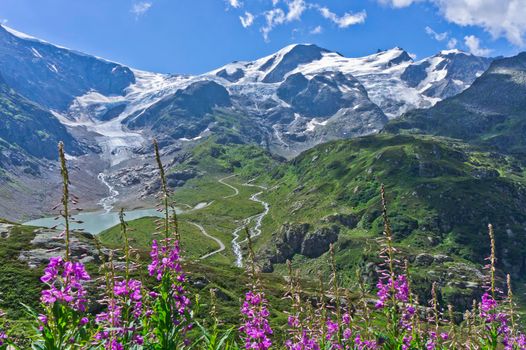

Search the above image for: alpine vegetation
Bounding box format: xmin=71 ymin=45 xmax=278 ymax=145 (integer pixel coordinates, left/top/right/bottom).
xmin=1 ymin=141 xmax=526 ymax=350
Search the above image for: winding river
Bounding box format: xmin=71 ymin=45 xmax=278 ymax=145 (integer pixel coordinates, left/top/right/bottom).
xmin=223 ymin=177 xmax=271 ymax=267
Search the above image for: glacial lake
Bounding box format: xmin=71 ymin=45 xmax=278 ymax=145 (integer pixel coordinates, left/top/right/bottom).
xmin=23 ymin=208 xmax=179 ymax=235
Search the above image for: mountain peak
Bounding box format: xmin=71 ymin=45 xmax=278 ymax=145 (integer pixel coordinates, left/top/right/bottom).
xmin=438 ymin=49 xmax=469 ymax=57
xmin=0 ymin=24 xmax=64 ymax=48
xmin=260 ymin=43 xmax=332 ymax=83
xmin=368 ymin=47 xmax=413 ymax=68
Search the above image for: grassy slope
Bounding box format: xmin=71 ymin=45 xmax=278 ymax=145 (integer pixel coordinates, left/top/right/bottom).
xmin=1 ymin=220 xmax=295 ymax=342
xmin=100 ymin=136 xmax=282 ymax=265
xmin=0 ymin=224 xmax=42 ymax=320
xmin=249 ymin=134 xmax=526 ymax=307
xmin=99 ymin=134 xmax=526 ymax=309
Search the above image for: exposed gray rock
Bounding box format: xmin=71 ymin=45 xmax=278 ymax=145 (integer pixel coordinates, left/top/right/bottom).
xmin=260 ymin=223 xmax=340 ymax=271
xmin=267 ymin=223 xmax=310 ymax=264
xmin=0 ymin=223 xmax=13 ymax=238
xmin=415 ymin=253 xmax=435 ymax=266
xmin=18 ymin=228 xmax=105 ymax=268
xmin=322 ymin=213 xmax=359 ymax=229
xmin=301 ymin=225 xmax=339 ymax=258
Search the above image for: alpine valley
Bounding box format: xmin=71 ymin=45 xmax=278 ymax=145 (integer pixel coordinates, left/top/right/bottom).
xmin=2 ymin=22 xmax=526 ymax=318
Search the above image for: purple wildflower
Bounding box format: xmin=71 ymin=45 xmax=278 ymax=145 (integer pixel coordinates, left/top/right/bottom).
xmin=376 ymin=274 xmax=409 ymax=309
xmin=148 ymin=239 xmax=183 ymax=281
xmin=240 ymin=290 xmax=273 ymax=350
xmin=354 ymin=334 xmax=378 ymax=350
xmin=95 ymin=278 xmax=145 ymax=347
xmin=40 ymin=257 xmax=90 ymax=311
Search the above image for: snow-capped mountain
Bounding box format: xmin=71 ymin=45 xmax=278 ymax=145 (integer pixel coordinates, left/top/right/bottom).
xmin=401 ymin=49 xmax=493 ymax=101
xmin=0 ymin=24 xmax=497 ymax=219
xmin=120 ymin=44 xmax=492 ymax=156
xmin=0 ymin=24 xmax=494 ymax=161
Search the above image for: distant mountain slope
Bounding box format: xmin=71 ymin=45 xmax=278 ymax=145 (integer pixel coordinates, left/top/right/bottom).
xmin=255 ymin=134 xmax=526 ymax=307
xmin=387 ymin=52 xmax=526 ymax=157
xmin=0 ymin=25 xmax=494 ymax=161
xmin=0 ymin=25 xmax=135 ymax=110
xmin=0 ymin=73 xmax=81 ymax=160
xmin=401 ymin=50 xmax=493 ymax=99
xmin=118 ymin=44 xmax=492 ymax=157
xmin=124 ymin=60 xmax=388 ymax=158
xmin=210 ymin=45 xmax=492 ymax=118
xmin=0 ymin=26 xmax=501 ymax=220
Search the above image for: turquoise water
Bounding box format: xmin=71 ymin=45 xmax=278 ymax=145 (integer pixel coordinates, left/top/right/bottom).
xmin=23 ymin=208 xmax=179 ymax=235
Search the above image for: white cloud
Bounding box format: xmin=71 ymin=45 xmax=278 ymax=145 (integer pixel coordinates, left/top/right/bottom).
xmin=245 ymin=1 xmax=365 ymax=41
xmin=239 ymin=12 xmax=255 ymax=28
xmin=259 ymin=0 xmax=306 ymax=41
xmin=310 ymin=25 xmax=323 ymax=34
xmin=424 ymin=25 xmax=460 ymax=50
xmin=378 ymin=0 xmax=418 ymax=8
xmin=425 ymin=26 xmax=448 ymax=41
xmin=436 ymin=0 xmax=526 ymax=46
xmin=464 ymin=35 xmax=492 ymax=56
xmin=131 ymin=1 xmax=152 ymax=17
xmin=378 ymin=0 xmax=526 ymax=47
xmin=286 ymin=0 xmax=306 ymax=21
xmin=261 ymin=8 xmax=286 ymax=41
xmin=228 ymin=0 xmax=242 ymax=8
xmin=318 ymin=7 xmax=367 ymax=28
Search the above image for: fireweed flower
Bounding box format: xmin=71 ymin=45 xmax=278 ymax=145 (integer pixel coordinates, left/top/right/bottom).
xmin=0 ymin=309 xmax=7 ymax=348
xmin=148 ymin=239 xmax=184 ymax=282
xmin=40 ymin=256 xmax=91 ymax=311
xmin=375 ymin=274 xmax=409 ymax=309
xmin=354 ymin=334 xmax=378 ymax=350
xmin=95 ymin=273 xmax=145 ymax=347
xmin=114 ymin=279 xmax=144 ymax=318
xmin=240 ymin=290 xmax=273 ymax=350
xmin=0 ymin=333 xmax=6 ymax=348
xmin=284 ymin=311 xmax=322 ymax=350
xmin=148 ymin=238 xmax=192 ymax=348
xmin=148 ymin=238 xmax=190 ymax=317
xmin=36 ymin=256 xmax=92 ymax=349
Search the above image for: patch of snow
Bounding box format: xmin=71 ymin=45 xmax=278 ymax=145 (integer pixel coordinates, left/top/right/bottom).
xmin=2 ymin=24 xmax=72 ymax=51
xmin=3 ymin=25 xmax=40 ymax=40
xmin=179 ymin=135 xmax=202 ymax=142
xmin=179 ymin=127 xmax=211 ymax=142
xmin=416 ymin=56 xmax=447 ymax=94
xmin=64 ymin=153 xmax=77 ymax=161
xmin=30 ymin=47 xmax=43 ymax=58
xmin=440 ymin=49 xmax=465 ymax=55
xmin=47 ymin=64 xmax=58 ymax=73
xmin=305 ymin=118 xmax=329 ymax=132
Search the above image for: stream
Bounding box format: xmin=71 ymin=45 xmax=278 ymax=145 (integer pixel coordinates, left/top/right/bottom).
xmin=230 ymin=182 xmax=270 ymax=267
xmin=97 ymin=172 xmax=119 ymax=213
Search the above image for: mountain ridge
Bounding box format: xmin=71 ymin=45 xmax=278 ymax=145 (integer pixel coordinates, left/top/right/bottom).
xmin=0 ymin=24 xmax=506 ymax=220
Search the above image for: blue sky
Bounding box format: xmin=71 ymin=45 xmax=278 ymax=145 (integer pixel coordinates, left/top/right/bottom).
xmin=0 ymin=0 xmax=524 ymax=74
